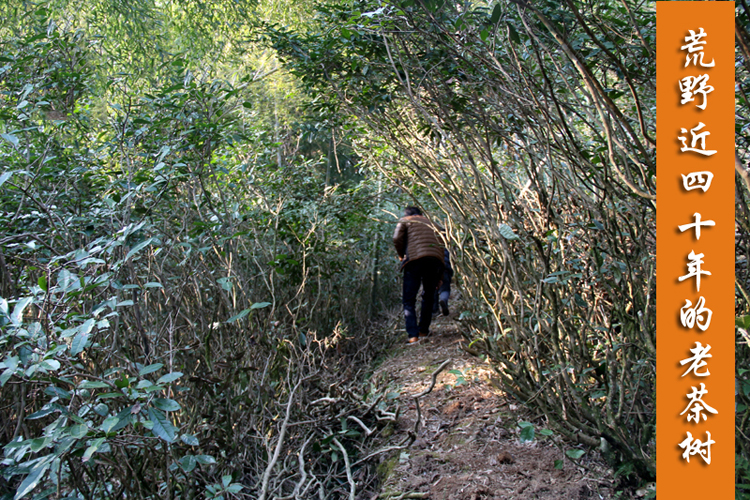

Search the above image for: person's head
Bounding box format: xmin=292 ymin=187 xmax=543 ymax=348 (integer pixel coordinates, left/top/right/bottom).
xmin=404 ymin=206 xmax=422 ymax=216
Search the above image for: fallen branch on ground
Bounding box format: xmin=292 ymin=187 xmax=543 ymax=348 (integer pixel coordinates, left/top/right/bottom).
xmin=413 ymin=359 xmax=451 ymax=434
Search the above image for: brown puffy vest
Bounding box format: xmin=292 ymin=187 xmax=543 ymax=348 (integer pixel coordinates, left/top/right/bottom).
xmin=393 ymin=215 xmax=445 ymax=268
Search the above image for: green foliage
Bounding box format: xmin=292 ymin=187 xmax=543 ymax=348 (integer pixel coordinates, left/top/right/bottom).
xmin=446 ymin=368 xmax=467 ymax=389
xmin=517 ymin=421 xmax=535 ymax=443
xmin=0 ymin=246 xmax=205 ymax=499
xmin=0 ymin=0 xmax=260 ymax=85
xmin=205 ymin=474 xmax=244 ymax=499
xmin=738 ymin=4 xmax=750 ymax=496
xmin=739 ymin=453 xmax=750 ymax=500
xmin=565 ymin=449 xmax=586 ymax=460
xmin=0 ymin=5 xmax=399 ymax=499
xmin=269 ymin=0 xmax=657 ymax=483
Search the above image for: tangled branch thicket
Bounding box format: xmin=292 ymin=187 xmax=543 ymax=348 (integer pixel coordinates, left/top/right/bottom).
xmin=0 ymin=13 xmax=406 ymax=499
xmin=5 ymin=1 xmax=750 ymax=497
xmin=274 ymin=0 xmax=657 ymax=479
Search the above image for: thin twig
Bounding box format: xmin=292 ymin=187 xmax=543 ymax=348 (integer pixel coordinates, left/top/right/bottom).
xmin=379 ymin=492 xmax=428 ymax=499
xmin=347 ymin=415 xmax=373 ymax=436
xmin=309 ymin=397 xmax=341 ymax=406
xmin=258 ymin=378 xmax=301 ymax=500
xmin=413 ymin=359 xmax=451 ymax=434
xmin=292 ymin=434 xmax=314 ymax=500
xmin=351 ymin=434 xmax=414 ymax=467
xmin=332 ymin=437 xmax=355 ymax=500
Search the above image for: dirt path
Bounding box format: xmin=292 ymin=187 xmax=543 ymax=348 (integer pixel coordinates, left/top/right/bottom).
xmin=368 ymin=308 xmax=625 ymax=499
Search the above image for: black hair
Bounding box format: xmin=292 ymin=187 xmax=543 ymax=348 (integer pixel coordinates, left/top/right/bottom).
xmin=404 ymin=206 xmax=422 ymax=216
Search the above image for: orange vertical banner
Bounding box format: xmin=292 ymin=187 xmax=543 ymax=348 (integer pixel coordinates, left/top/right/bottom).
xmin=656 ymin=1 xmax=735 ymax=496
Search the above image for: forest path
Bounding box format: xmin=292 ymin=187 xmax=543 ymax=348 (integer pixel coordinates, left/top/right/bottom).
xmin=368 ymin=304 xmax=622 ymax=500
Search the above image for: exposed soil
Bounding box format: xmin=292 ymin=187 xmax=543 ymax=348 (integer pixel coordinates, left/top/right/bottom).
xmin=367 ymin=301 xmax=637 ymax=500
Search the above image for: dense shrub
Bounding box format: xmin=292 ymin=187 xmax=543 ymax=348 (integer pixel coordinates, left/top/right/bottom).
xmin=271 ymin=0 xmax=657 ymax=480
xmin=1 ymin=13 xmax=401 ymax=499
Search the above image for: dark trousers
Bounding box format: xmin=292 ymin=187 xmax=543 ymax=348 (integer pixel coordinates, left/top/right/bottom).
xmin=433 ymin=272 xmax=451 ymax=312
xmin=402 ymin=257 xmax=441 ymax=338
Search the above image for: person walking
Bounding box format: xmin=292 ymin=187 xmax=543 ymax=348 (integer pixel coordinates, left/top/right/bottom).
xmin=393 ymin=206 xmax=445 ymax=344
xmin=433 ymin=248 xmax=452 ymax=316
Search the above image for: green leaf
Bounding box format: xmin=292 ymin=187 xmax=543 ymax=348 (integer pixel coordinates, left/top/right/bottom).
xmin=14 ymin=457 xmax=52 ymax=500
xmin=195 ymin=454 xmax=216 ymax=465
xmin=251 ymin=301 xmax=272 ymax=310
xmin=39 ymin=359 xmax=60 ymax=372
xmin=519 ymin=424 xmax=535 ymax=442
xmin=37 ymin=276 xmax=47 ymax=292
xmin=70 ymin=330 xmax=88 ymax=355
xmin=153 ymin=398 xmax=181 ymax=412
xmin=138 ymin=363 xmax=164 ymax=376
xmin=490 ymin=4 xmax=502 ymax=24
xmin=101 ymin=416 xmax=119 ymax=433
xmin=539 ymin=429 xmax=554 ymax=436
xmin=0 ymin=171 xmax=12 ymax=188
xmin=222 ymin=475 xmax=232 ymax=487
xmin=226 ymin=484 xmax=243 ymax=494
xmin=72 ymin=318 xmax=95 ymax=348
xmin=69 ymin=424 xmax=89 ymax=439
xmin=566 ymin=449 xmax=585 ymax=459
xmin=156 ymin=372 xmax=183 ymax=385
xmin=1 ymin=133 xmax=19 ymax=148
xmin=111 ymin=407 xmax=134 ymax=432
xmin=11 ymin=297 xmax=33 ymax=326
xmin=498 ymin=223 xmax=519 ymax=240
xmin=148 ymin=407 xmax=176 ymax=443
xmin=507 ymin=23 xmax=520 ymax=44
xmin=179 ymin=455 xmax=197 ymax=473
xmin=82 ymin=437 xmax=106 ymax=462
xmin=94 ymin=403 xmax=109 ymax=416
xmin=29 ymin=437 xmax=49 ymax=452
xmin=181 ymin=434 xmax=199 ymax=446
xmin=115 ymin=376 xmax=131 ymax=389
xmin=0 ymin=367 xmax=15 ymax=387
xmin=736 ymin=316 xmax=750 ymax=330
xmin=554 ymin=459 xmax=564 ymax=470
xmin=125 ymin=238 xmax=153 ymax=261
xmin=135 ymin=378 xmax=155 ymax=389
xmin=98 ymin=392 xmax=122 ymax=399
xmin=480 ymin=29 xmax=489 ymax=42
xmin=226 ymin=308 xmax=250 ymax=323
xmin=76 ymin=317 xmax=95 ymax=341
xmin=27 ymin=406 xmax=58 ymax=420
xmin=78 ymin=381 xmax=109 ymax=389
xmin=217 ymin=277 xmax=233 ymax=292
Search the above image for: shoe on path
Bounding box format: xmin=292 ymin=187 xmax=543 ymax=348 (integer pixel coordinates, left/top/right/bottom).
xmin=439 ymin=300 xmax=449 ymax=316
xmin=407 ymin=337 xmax=420 ymax=344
